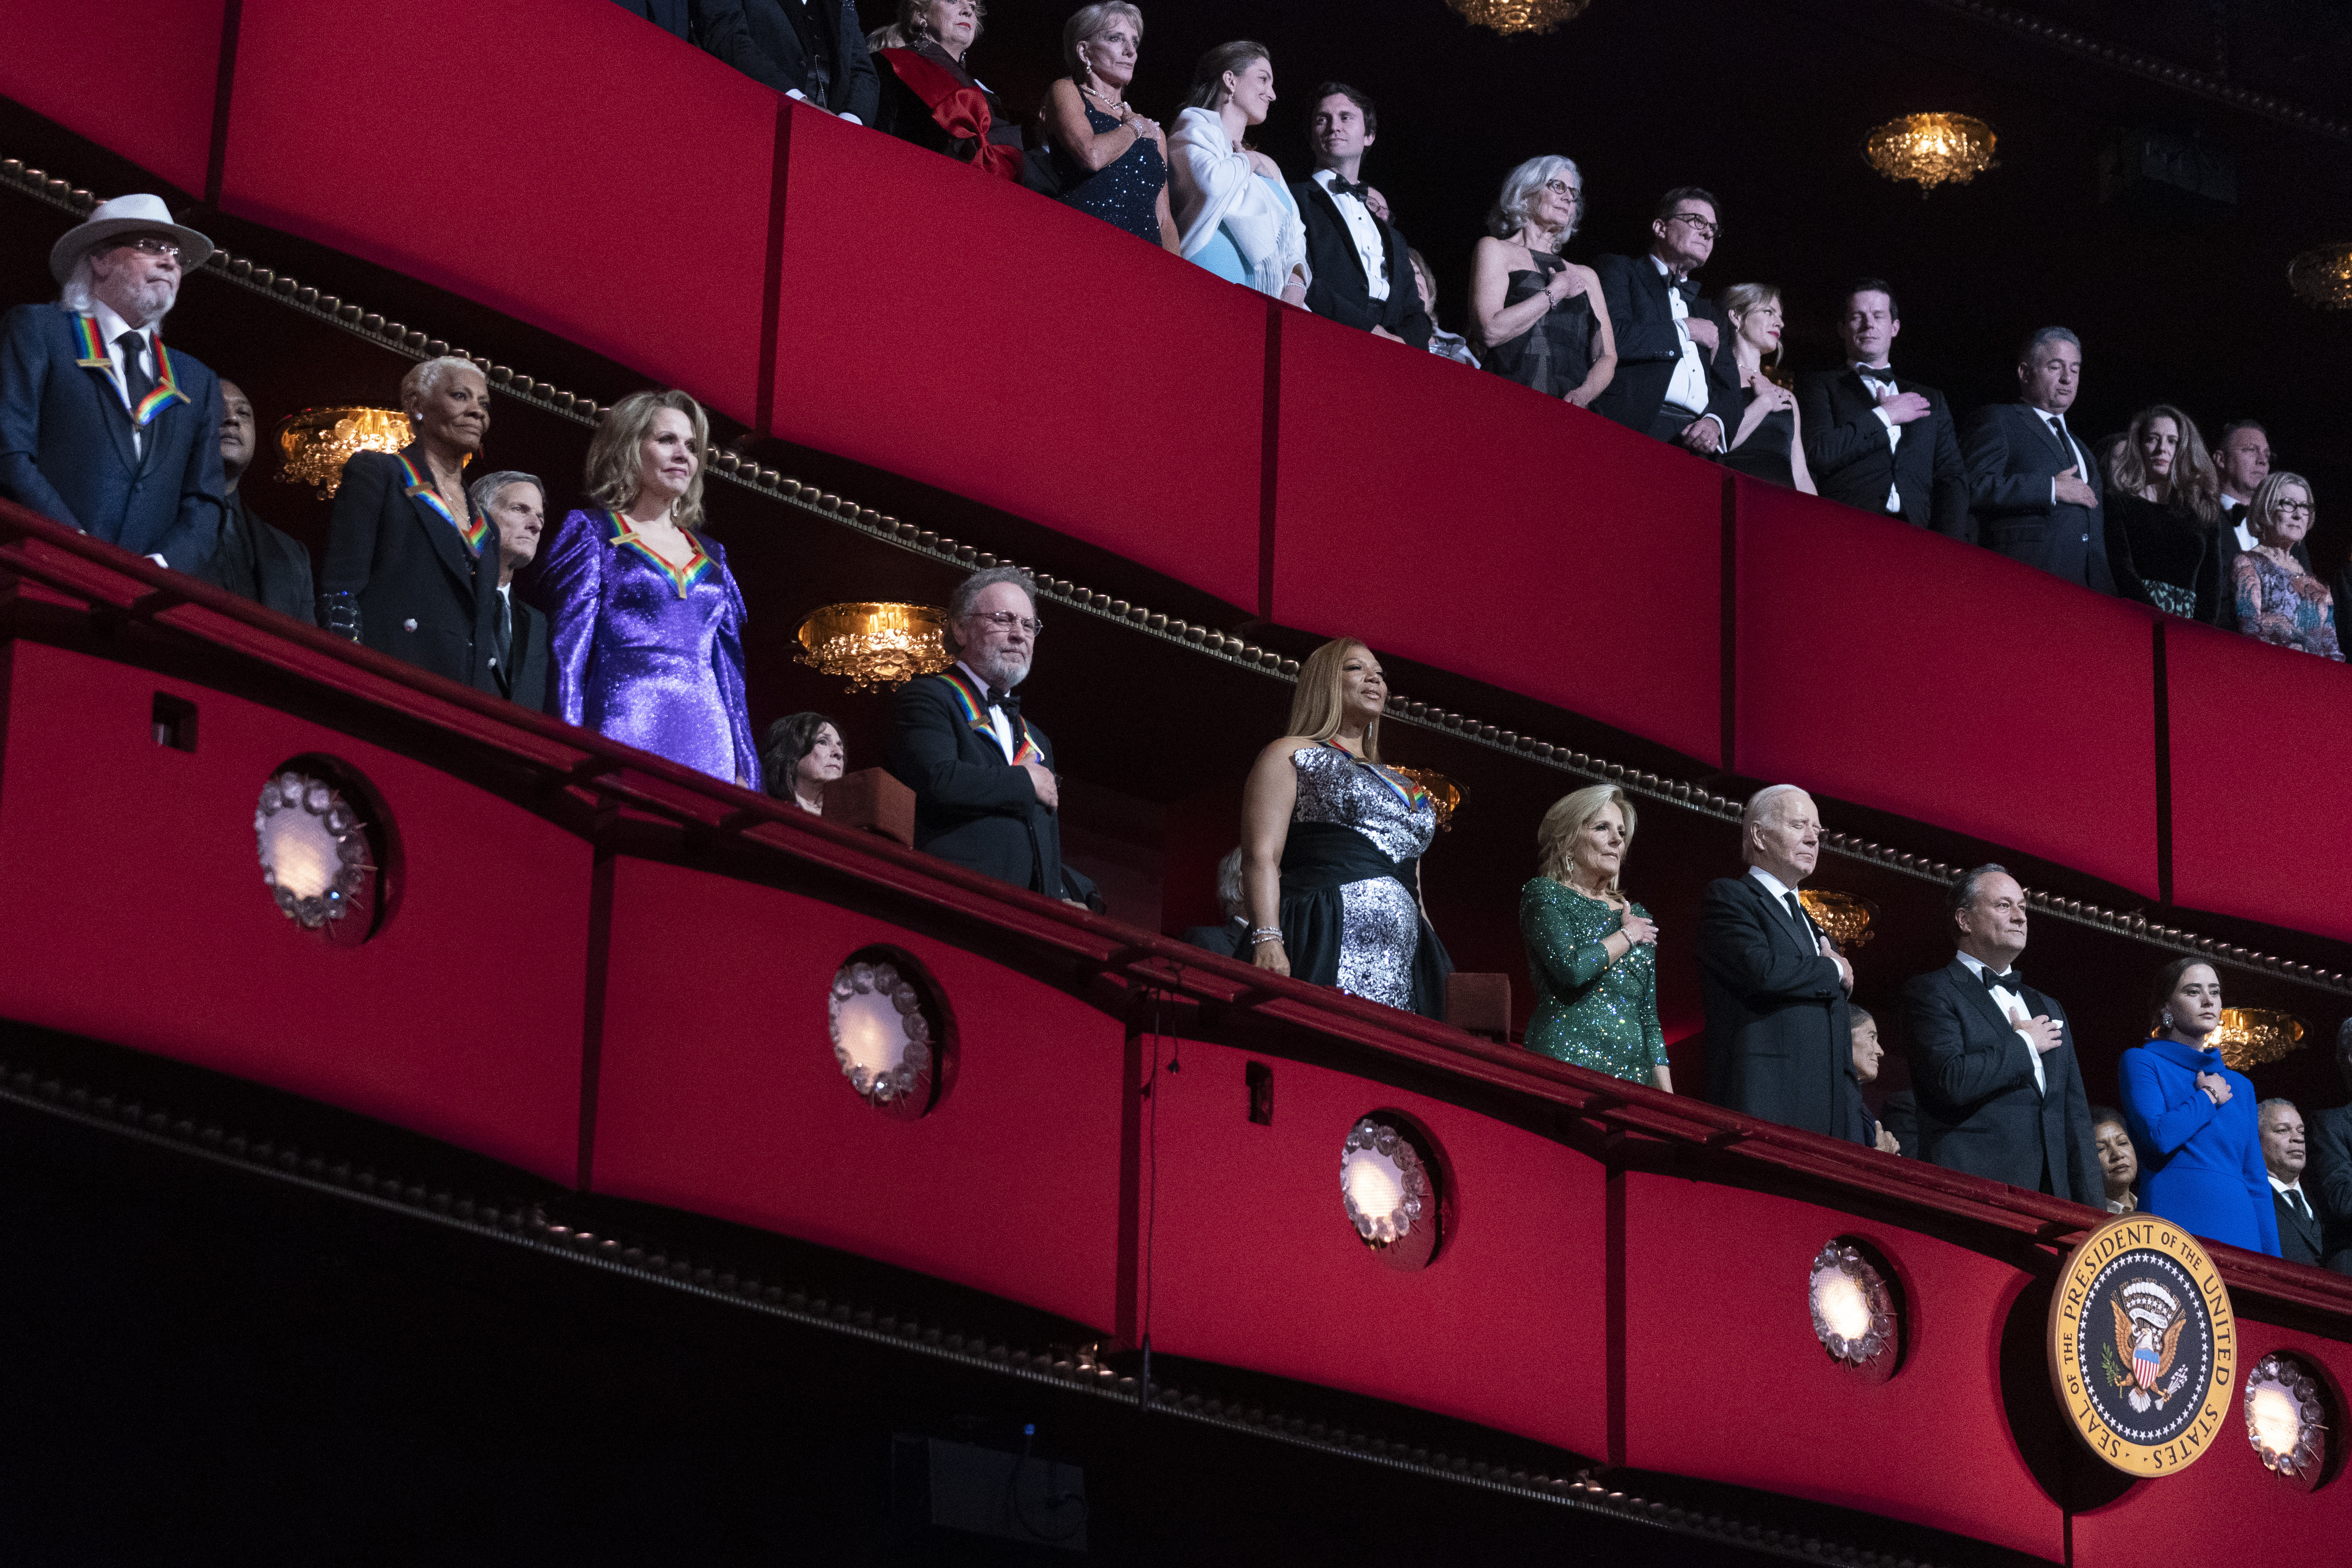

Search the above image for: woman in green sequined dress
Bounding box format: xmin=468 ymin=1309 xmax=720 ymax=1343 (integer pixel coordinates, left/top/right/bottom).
xmin=1519 ymin=784 xmax=1670 ymax=1088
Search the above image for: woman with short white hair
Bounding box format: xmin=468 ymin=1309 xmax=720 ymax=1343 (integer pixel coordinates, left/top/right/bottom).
xmin=1520 ymin=785 xmax=1668 ymax=1088
xmin=1167 ymin=41 xmax=1309 ymax=303
xmin=1469 ymin=156 xmax=1614 ymax=407
xmin=2231 ymin=472 xmax=2340 ymax=660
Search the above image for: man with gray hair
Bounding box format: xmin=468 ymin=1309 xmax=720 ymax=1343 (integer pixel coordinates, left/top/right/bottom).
xmin=2304 ymin=1022 xmax=2352 ymax=1274
xmin=887 ymin=567 xmax=1094 ymax=906
xmin=1900 ymin=864 xmax=2099 ymax=1202
xmin=1696 ymin=785 xmax=1871 ymax=1144
xmin=2259 ymin=1098 xmax=2321 ymax=1266
xmin=1176 ymin=847 xmax=1250 ymax=957
xmin=466 ymin=469 xmax=548 ymax=708
xmin=0 ymin=194 xmax=226 ymax=573
xmin=1960 ymin=325 xmax=2114 ymax=593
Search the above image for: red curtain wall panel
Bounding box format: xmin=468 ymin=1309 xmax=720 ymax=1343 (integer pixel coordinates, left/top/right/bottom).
xmin=1734 ymin=478 xmax=2162 ymax=898
xmin=218 ymin=0 xmax=776 ymax=425
xmin=768 ymin=113 xmax=1269 ymax=612
xmin=0 ymin=0 xmax=224 ymax=198
xmin=1271 ymin=312 xmax=1726 ymax=765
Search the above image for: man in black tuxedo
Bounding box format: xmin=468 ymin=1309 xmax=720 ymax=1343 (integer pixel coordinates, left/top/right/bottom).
xmin=1698 ymin=785 xmax=1871 ymax=1144
xmin=470 ymin=471 xmax=550 ymax=711
xmin=1900 ymin=865 xmax=2099 ymax=1202
xmin=1961 ymin=327 xmax=2114 ymax=593
xmin=2300 ymin=1022 xmax=2352 ymax=1274
xmin=2215 ymin=421 xmax=2286 ymax=561
xmin=607 ymin=0 xmax=692 ymax=40
xmin=1591 ymin=187 xmax=1741 ymax=454
xmin=195 ymin=379 xmax=313 ymax=623
xmin=1176 ymin=847 xmax=1250 ymax=958
xmin=1797 ymin=280 xmax=1970 ymax=538
xmin=693 ymin=0 xmax=878 ymax=124
xmin=889 ymin=567 xmax=1083 ymax=904
xmin=2259 ymin=1099 xmax=2322 ymax=1266
xmin=1289 ymin=85 xmax=1431 ymax=350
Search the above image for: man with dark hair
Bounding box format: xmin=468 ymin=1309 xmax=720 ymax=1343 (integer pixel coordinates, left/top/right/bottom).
xmin=2300 ymin=1020 xmax=2352 ymax=1274
xmin=2260 ymin=1099 xmax=2321 ymax=1266
xmin=1960 ymin=326 xmax=2113 ymax=592
xmin=194 ymin=379 xmax=314 ymax=623
xmin=1900 ymin=864 xmax=2099 ymax=1201
xmin=1290 ymin=84 xmax=1432 ymax=349
xmin=1797 ymin=279 xmax=1969 ymax=537
xmin=2216 ymin=420 xmax=2277 ymax=555
xmin=1590 ymin=187 xmax=1741 ymax=454
xmin=692 ymin=0 xmax=878 ymax=124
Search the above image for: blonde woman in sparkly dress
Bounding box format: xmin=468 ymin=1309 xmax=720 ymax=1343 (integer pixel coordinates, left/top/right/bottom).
xmin=1520 ymin=784 xmax=1669 ymax=1088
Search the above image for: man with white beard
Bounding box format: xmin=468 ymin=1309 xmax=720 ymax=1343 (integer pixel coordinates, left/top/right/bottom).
xmin=0 ymin=195 xmax=227 ymax=572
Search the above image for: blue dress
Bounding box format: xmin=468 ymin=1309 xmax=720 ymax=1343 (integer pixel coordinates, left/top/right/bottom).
xmin=1052 ymin=96 xmax=1166 ymax=245
xmin=1192 ymin=174 xmax=1299 ymax=286
xmin=2117 ymin=1036 xmax=2280 ymax=1255
xmin=529 ymin=508 xmax=760 ymax=789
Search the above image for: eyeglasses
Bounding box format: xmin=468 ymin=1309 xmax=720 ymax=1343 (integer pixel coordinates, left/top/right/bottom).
xmin=2273 ymin=499 xmax=2315 ymax=515
xmin=967 ymin=609 xmax=1044 ymax=636
xmin=121 ymin=235 xmax=183 ymax=261
xmin=1543 ymin=179 xmax=1585 ymax=205
xmin=1667 ymin=213 xmax=1721 ymax=240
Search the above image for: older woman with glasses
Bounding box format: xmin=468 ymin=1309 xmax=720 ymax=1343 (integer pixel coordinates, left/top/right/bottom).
xmin=1469 ymin=156 xmax=1614 ymax=407
xmin=874 ymin=0 xmax=1022 ymax=179
xmin=2231 ymin=472 xmax=2340 ymax=660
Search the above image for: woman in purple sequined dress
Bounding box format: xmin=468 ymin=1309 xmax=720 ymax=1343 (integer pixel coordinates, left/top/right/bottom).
xmin=527 ymin=390 xmax=760 ymax=788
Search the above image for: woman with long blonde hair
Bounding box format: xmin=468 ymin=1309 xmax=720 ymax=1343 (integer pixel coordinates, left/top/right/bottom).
xmin=1521 ymin=785 xmax=1669 ymax=1089
xmin=1238 ymin=638 xmax=1450 ymax=1017
xmin=527 ymin=388 xmax=759 ymax=786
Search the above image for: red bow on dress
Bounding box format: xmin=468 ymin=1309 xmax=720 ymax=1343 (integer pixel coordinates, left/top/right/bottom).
xmin=880 ymin=48 xmax=1021 ymax=183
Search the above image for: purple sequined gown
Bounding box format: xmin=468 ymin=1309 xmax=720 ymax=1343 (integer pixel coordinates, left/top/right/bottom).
xmin=530 ymin=508 xmax=760 ymax=788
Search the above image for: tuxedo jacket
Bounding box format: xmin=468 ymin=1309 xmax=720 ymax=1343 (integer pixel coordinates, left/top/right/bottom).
xmin=1901 ymin=958 xmax=2100 ymax=1203
xmin=500 ymin=589 xmax=550 ymax=713
xmin=608 ymin=0 xmax=692 ymax=37
xmin=1289 ymin=179 xmax=1433 ymax=349
xmin=694 ymin=0 xmax=877 ymax=122
xmin=1587 ymin=254 xmax=1741 ymax=440
xmin=887 ymin=672 xmax=1068 ymax=901
xmin=196 ymin=489 xmax=314 ymax=624
xmin=2275 ymin=1184 xmax=2322 ymax=1266
xmin=1797 ymin=368 xmax=1971 ymax=538
xmin=0 ymin=303 xmax=225 ymax=571
xmin=1960 ymin=402 xmax=2115 ymax=593
xmin=2305 ymin=1102 xmax=2352 ymax=1273
xmin=1697 ymin=872 xmax=1871 ymax=1144
xmin=318 ymin=446 xmax=506 ymax=695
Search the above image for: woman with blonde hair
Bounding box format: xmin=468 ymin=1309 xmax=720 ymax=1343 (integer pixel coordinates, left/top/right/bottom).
xmin=1039 ymin=3 xmax=1176 ymax=249
xmin=873 ymin=0 xmax=1022 ymax=179
xmin=2230 ymin=471 xmax=2340 ymax=660
xmin=2104 ymin=403 xmax=2225 ymax=620
xmin=1520 ymin=785 xmax=1668 ymax=1088
xmin=1239 ymin=638 xmax=1449 ymax=1017
xmin=527 ymin=389 xmax=759 ymax=787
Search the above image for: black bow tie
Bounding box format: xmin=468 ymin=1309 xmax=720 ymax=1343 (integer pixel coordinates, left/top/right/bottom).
xmin=988 ymin=688 xmax=1019 ymax=714
xmin=1673 ymin=277 xmax=1698 ymax=301
xmin=1326 ymin=176 xmax=1371 ymax=200
xmin=1979 ymin=967 xmax=2025 ymax=995
xmin=1855 ymin=367 xmax=1894 ymax=384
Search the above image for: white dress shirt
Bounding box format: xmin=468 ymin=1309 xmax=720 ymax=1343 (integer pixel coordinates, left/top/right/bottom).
xmin=89 ymin=300 xmax=154 ymax=459
xmin=1956 ymin=950 xmax=2046 ymax=1096
xmin=2270 ymin=1173 xmax=2315 ymax=1221
xmin=1854 ymin=363 xmax=1904 ymax=514
xmin=1652 ymin=256 xmax=1718 ymax=435
xmin=956 ymin=660 xmax=1017 ymax=762
xmin=1311 ymin=168 xmax=1389 ymax=301
xmin=2225 ymin=495 xmax=2259 ymax=554
xmin=1746 ymin=866 xmax=1824 ymax=948
xmin=2035 ymin=407 xmax=2089 ymax=509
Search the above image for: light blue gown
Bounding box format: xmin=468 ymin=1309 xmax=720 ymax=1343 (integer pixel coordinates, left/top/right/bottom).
xmin=1190 ymin=173 xmax=1299 ymax=287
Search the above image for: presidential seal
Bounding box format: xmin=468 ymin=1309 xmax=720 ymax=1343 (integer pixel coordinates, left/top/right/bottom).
xmin=2047 ymin=1215 xmax=2236 ymax=1478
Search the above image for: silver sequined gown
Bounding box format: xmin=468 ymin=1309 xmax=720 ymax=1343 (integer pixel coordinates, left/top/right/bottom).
xmin=1290 ymin=745 xmax=1438 ymax=1010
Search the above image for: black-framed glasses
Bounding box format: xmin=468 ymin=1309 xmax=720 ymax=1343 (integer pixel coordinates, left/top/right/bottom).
xmin=2273 ymin=499 xmax=2315 ymax=516
xmin=1667 ymin=212 xmax=1721 ymax=240
xmin=1543 ymin=178 xmax=1585 ymax=205
xmin=968 ymin=609 xmax=1044 ymax=636
xmin=122 ymin=235 xmax=183 ymax=261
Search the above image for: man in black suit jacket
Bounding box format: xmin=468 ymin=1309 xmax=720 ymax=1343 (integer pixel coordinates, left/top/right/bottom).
xmin=2304 ymin=1024 xmax=2352 ymax=1274
xmin=471 ymin=471 xmax=551 ymax=711
xmin=1797 ymin=280 xmax=1970 ymax=538
xmin=0 ymin=195 xmax=226 ymax=573
xmin=608 ymin=0 xmax=692 ymax=38
xmin=888 ymin=568 xmax=1077 ymax=902
xmin=1591 ymin=187 xmax=1742 ymax=454
xmin=694 ymin=0 xmax=877 ymax=123
xmin=1901 ymin=865 xmax=2099 ymax=1203
xmin=1288 ymin=86 xmax=1431 ymax=350
xmin=1698 ymin=785 xmax=1871 ymax=1144
xmin=195 ymin=380 xmax=313 ymax=624
xmin=1960 ymin=328 xmax=2115 ymax=593
xmin=2259 ymin=1099 xmax=2323 ymax=1266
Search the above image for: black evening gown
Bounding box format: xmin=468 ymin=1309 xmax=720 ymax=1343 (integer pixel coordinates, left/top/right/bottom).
xmin=2107 ymin=492 xmax=2224 ymax=623
xmin=1049 ymin=95 xmax=1166 ymax=245
xmin=1482 ymin=253 xmax=1596 ymax=400
xmin=1722 ymin=386 xmax=1797 ymax=488
xmin=874 ymin=38 xmax=1022 ymax=165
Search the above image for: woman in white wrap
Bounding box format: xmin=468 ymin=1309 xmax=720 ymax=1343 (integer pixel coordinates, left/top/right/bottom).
xmin=1167 ymin=41 xmax=1309 ymax=305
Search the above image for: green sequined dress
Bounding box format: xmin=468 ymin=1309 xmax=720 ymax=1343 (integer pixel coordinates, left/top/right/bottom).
xmin=1519 ymin=877 xmax=1666 ymax=1083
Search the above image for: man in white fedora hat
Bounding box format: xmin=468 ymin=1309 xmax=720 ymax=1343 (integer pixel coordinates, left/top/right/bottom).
xmin=0 ymin=193 xmax=227 ymax=572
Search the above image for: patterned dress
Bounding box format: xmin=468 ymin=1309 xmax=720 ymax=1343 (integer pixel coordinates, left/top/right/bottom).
xmin=2232 ymin=550 xmax=2343 ymax=660
xmin=1519 ymin=878 xmax=1666 ymax=1083
xmin=1286 ymin=744 xmax=1438 ymax=1011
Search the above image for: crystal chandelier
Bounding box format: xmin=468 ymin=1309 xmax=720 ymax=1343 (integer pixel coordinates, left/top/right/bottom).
xmin=275 ymin=406 xmax=414 ymax=498
xmin=795 ymin=602 xmax=951 ymax=692
xmin=1863 ymin=113 xmax=1998 ymax=196
xmin=2288 ymin=243 xmax=2352 ymax=309
xmin=1446 ymin=0 xmax=1594 ymax=36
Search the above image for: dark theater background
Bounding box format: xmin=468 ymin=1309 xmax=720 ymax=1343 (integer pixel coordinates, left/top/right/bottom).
xmin=1 ymin=0 xmax=2350 ymax=1562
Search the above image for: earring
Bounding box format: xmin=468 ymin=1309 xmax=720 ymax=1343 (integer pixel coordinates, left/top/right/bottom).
xmin=2162 ymin=1009 xmax=2174 ymax=1028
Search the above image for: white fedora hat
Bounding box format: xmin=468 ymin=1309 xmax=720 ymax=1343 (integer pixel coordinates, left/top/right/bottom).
xmin=48 ymin=194 xmax=215 ymax=283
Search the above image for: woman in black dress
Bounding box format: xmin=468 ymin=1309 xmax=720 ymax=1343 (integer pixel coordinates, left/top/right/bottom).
xmin=1468 ymin=156 xmax=1615 ymax=407
xmin=1037 ymin=3 xmax=1176 ymax=250
xmin=1717 ymin=283 xmax=1816 ymax=494
xmin=873 ymin=0 xmax=1022 ymax=179
xmin=2103 ymin=403 xmax=2225 ymax=622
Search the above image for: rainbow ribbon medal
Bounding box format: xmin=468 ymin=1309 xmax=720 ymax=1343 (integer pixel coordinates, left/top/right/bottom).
xmin=605 ymin=510 xmax=712 ymax=599
xmin=73 ymin=314 xmax=189 ymax=426
xmin=397 ymin=454 xmax=489 ymax=554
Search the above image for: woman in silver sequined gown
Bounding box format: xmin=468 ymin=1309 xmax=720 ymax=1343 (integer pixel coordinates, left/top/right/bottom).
xmin=1239 ymin=638 xmax=1450 ymax=1018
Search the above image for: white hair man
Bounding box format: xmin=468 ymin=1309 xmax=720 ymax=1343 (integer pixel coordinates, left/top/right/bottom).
xmin=0 ymin=194 xmax=226 ymax=572
xmin=1696 ymin=785 xmax=1871 ymax=1144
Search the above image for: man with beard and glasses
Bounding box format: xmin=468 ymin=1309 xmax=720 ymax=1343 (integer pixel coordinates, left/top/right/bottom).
xmin=0 ymin=195 xmax=227 ymax=573
xmin=887 ymin=566 xmax=1100 ymax=909
xmin=195 ymin=379 xmax=314 ymax=623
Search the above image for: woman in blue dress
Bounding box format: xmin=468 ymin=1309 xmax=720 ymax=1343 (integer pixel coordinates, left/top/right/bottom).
xmin=527 ymin=389 xmax=759 ymax=790
xmin=2117 ymin=958 xmax=2279 ymax=1255
xmin=1168 ymin=41 xmax=1308 ymax=303
xmin=1039 ymin=4 xmax=1176 ymax=250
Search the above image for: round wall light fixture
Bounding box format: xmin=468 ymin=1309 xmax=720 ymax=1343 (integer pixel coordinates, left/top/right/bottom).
xmin=1341 ymin=1115 xmax=1444 ymax=1271
xmin=828 ymin=949 xmax=950 ymax=1119
xmin=1808 ymin=1238 xmax=1901 ymax=1382
xmin=255 ymin=761 xmax=389 ymax=943
xmin=2245 ymin=1352 xmax=2332 ymax=1490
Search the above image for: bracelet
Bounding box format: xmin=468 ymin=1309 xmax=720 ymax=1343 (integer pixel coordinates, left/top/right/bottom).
xmin=1249 ymin=927 xmax=1283 ymax=946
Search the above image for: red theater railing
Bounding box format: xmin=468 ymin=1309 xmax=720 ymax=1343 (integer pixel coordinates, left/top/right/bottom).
xmin=6 ymin=0 xmax=2352 ymax=946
